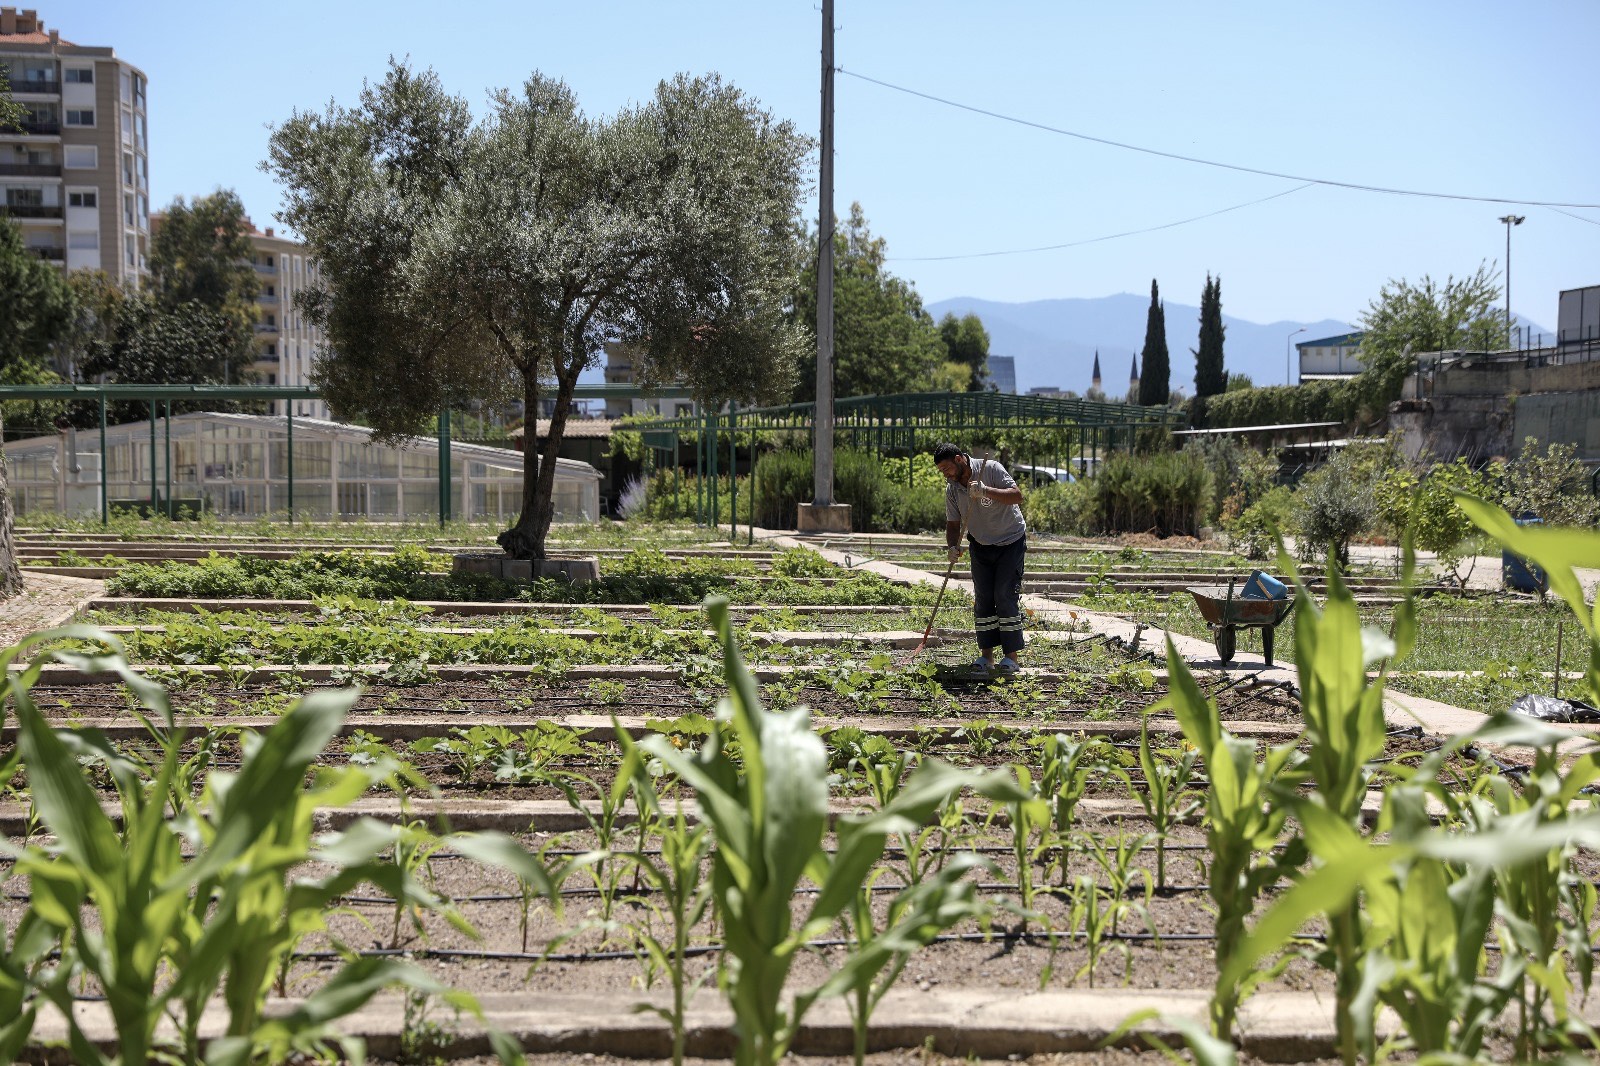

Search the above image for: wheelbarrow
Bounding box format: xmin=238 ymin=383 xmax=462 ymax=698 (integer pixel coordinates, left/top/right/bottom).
xmin=1187 ymin=581 xmax=1295 ymax=666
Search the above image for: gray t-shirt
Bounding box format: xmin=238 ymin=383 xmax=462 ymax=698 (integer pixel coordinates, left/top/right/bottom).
xmin=946 ymin=457 xmax=1026 ymax=546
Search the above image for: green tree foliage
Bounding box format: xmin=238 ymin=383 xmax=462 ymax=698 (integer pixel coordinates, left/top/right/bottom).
xmin=1182 ymin=436 xmax=1278 ymax=526
xmin=1354 ymin=264 xmax=1505 ymax=408
xmin=1373 ymin=457 xmax=1500 ymax=583
xmin=791 ymin=204 xmax=954 ymax=401
xmin=938 ymin=312 xmax=991 ymax=392
xmin=1500 ymin=438 xmax=1600 ymax=528
xmin=1193 ymin=273 xmax=1226 ymax=399
xmin=147 ymin=189 xmax=260 ymax=341
xmin=267 ymin=62 xmax=810 ymax=560
xmin=0 ymin=65 xmax=24 ymax=131
xmin=1137 ymin=279 xmax=1170 ymax=406
xmin=0 ymin=219 xmax=74 ymax=377
xmin=1295 ymin=443 xmax=1394 ymax=566
xmin=79 ymin=296 xmax=243 ymax=398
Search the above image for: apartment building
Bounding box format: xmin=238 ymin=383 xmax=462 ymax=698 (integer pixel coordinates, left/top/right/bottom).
xmin=248 ymin=223 xmax=328 ymax=419
xmin=0 ymin=7 xmax=149 ymax=285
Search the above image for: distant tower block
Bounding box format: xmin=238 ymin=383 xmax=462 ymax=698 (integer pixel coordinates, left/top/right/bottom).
xmin=1091 ymin=350 xmax=1102 ymax=392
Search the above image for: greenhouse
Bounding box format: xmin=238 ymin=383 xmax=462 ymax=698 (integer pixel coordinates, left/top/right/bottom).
xmin=3 ymin=411 xmax=601 ymax=523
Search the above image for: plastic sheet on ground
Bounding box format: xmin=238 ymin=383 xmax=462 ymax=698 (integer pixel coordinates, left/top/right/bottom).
xmin=1509 ymin=693 xmax=1600 ymax=723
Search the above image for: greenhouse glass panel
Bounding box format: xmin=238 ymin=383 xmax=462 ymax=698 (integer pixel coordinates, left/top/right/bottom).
xmin=3 ymin=411 xmax=599 ymax=523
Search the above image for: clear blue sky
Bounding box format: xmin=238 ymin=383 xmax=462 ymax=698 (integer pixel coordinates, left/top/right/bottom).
xmin=41 ymin=0 xmax=1600 ymax=335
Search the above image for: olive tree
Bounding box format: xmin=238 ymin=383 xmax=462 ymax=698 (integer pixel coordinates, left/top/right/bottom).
xmin=266 ymin=63 xmax=809 ymax=558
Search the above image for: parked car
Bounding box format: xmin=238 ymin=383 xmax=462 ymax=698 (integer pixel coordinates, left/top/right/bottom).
xmin=1011 ymin=463 xmax=1077 ymax=486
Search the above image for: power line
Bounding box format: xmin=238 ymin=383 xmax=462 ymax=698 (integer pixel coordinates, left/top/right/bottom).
xmin=889 ymin=182 xmax=1316 ymax=262
xmin=1548 ymin=206 xmax=1600 ymax=228
xmin=839 ymin=67 xmax=1600 ymax=210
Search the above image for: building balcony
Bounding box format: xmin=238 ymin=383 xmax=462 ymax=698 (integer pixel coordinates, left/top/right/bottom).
xmin=11 ymin=80 xmax=61 ymax=95
xmin=0 ymin=162 xmax=61 ymax=177
xmin=253 ymin=262 xmax=277 ymax=274
xmin=16 ymin=121 xmax=61 ymax=136
xmin=27 ymin=246 xmax=64 ymax=261
xmin=0 ymin=204 xmax=63 ymax=220
xmin=254 ymin=323 xmax=279 ymax=334
xmin=256 ymin=294 xmax=278 ymax=305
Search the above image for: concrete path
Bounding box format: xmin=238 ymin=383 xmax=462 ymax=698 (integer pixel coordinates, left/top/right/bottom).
xmin=777 ymin=529 xmax=1581 ymax=746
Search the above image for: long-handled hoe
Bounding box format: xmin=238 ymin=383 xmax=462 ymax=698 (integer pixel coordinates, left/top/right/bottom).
xmin=912 ymin=527 xmax=964 ymax=656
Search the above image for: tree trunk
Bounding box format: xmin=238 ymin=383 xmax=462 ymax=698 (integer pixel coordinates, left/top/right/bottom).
xmin=0 ymin=410 xmax=22 ymax=600
xmin=497 ymin=360 xmax=582 ymax=561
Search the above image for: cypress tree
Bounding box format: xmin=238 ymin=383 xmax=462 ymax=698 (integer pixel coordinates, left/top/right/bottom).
xmin=1138 ymin=278 xmax=1170 ymax=406
xmin=1194 ymin=273 xmax=1226 ymax=398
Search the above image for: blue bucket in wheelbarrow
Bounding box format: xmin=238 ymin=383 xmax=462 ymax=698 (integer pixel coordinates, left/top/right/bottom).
xmin=1502 ymin=515 xmax=1548 ymax=594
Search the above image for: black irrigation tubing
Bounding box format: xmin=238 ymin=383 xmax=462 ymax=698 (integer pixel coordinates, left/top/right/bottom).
xmin=326 ymin=882 xmax=1214 ymax=907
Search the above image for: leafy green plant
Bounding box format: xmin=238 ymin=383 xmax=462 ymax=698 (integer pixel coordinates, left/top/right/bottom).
xmin=640 ymin=597 xmax=1022 ymax=1066
xmin=1161 ymin=641 xmax=1306 ymax=1039
xmin=1134 ymin=720 xmax=1201 ymax=891
xmin=0 ymin=625 xmax=530 ymax=1066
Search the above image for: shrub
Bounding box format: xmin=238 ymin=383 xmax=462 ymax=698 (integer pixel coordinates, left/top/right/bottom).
xmin=1182 ymin=437 xmax=1279 ymax=526
xmin=1226 ymin=485 xmax=1299 ymax=560
xmin=1296 ymin=450 xmax=1382 ymax=566
xmin=1500 ymin=437 xmax=1600 ymax=529
xmin=1091 ymin=450 xmax=1214 ymax=537
xmin=1023 ymin=479 xmax=1099 ymax=536
xmin=878 ymin=481 xmax=948 ymax=533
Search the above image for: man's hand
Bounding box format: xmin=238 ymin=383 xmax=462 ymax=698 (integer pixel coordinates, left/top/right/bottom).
xmin=946 ymin=545 xmax=963 ymax=564
xmin=967 ymin=479 xmax=988 ymax=501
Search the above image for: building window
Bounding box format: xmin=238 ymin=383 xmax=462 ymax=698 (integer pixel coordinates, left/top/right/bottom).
xmin=64 ymin=68 xmax=93 ymax=84
xmin=120 ymin=111 xmax=132 ymax=142
xmin=125 ymin=234 xmax=136 ymax=267
xmin=65 ymin=109 xmax=95 ymax=126
xmin=68 ymin=231 xmax=98 ymax=250
xmin=68 ymin=191 xmax=97 ymax=207
xmin=265 ymin=285 xmax=275 ymax=296
xmin=123 ymin=194 xmax=135 ymax=226
xmin=132 ymin=73 xmax=146 ymax=109
xmin=64 ymin=145 xmax=96 ymax=169
xmin=266 ymin=343 xmax=277 ymax=356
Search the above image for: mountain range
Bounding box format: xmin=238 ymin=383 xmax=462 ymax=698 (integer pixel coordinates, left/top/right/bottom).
xmin=925 ymin=293 xmax=1355 ymax=397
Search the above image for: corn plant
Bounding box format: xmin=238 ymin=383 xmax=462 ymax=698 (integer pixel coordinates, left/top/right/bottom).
xmin=1083 ymin=829 xmax=1156 ymax=938
xmin=624 ymin=802 xmax=713 ymax=1066
xmin=1284 ymin=548 xmax=1414 ymax=1066
xmin=830 ymin=852 xmax=991 ymax=1066
xmin=1067 ymin=875 xmax=1119 ymax=988
xmin=640 ymin=597 xmax=1023 ymax=1066
xmin=1134 ymin=719 xmax=1201 ymax=891
xmin=0 ymin=627 xmax=498 ymax=1065
xmin=997 ymin=766 xmax=1053 ymax=922
xmin=1161 ymin=641 xmax=1306 ymax=1040
xmin=1032 ymin=733 xmax=1106 ymax=887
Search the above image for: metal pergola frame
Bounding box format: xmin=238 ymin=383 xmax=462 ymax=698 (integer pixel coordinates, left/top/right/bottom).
xmin=0 ymin=383 xmax=695 ymax=526
xmin=627 ymin=391 xmax=1189 ymax=543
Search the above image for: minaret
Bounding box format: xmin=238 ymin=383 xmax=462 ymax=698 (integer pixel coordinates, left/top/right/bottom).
xmin=1091 ymin=350 xmax=1102 ymax=392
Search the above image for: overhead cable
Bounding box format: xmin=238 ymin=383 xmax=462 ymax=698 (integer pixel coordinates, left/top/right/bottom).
xmin=889 ymin=183 xmax=1315 ymax=261
xmin=839 ymin=68 xmax=1600 ymax=210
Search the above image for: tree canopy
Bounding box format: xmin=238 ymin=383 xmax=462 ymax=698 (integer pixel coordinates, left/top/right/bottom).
xmin=790 ymin=203 xmax=966 ymax=401
xmin=267 ymin=62 xmax=811 ymax=558
xmin=0 ymin=219 xmax=74 ymax=381
xmin=939 ymin=312 xmax=991 ymax=391
xmin=148 ymin=189 xmax=260 ymax=350
xmin=1193 ymin=273 xmax=1226 ymax=399
xmin=1354 ymin=263 xmax=1504 ymax=406
xmin=1137 ymin=279 xmax=1170 ymax=406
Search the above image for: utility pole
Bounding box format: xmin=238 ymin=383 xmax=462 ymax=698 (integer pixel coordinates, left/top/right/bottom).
xmin=814 ymin=0 xmax=835 ymax=509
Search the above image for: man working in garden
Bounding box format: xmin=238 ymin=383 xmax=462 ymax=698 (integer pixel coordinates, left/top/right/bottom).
xmin=933 ymin=442 xmax=1027 ymax=677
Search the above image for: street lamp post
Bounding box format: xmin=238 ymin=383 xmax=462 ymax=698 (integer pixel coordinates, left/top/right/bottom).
xmin=1286 ymin=327 xmax=1307 ymax=386
xmin=1498 ymin=214 xmax=1525 ymax=348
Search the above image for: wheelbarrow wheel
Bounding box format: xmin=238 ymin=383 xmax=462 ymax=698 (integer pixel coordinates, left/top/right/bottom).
xmin=1214 ymin=625 xmax=1237 ymax=663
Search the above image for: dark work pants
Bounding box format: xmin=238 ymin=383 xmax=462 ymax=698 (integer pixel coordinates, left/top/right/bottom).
xmin=968 ymin=535 xmax=1026 ymax=655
